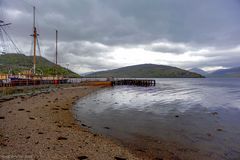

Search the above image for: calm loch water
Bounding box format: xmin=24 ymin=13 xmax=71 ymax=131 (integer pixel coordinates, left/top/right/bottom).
xmin=74 ymin=78 xmax=240 ymax=160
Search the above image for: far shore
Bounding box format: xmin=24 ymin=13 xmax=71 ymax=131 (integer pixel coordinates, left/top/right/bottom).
xmin=0 ymin=84 xmax=146 ymax=160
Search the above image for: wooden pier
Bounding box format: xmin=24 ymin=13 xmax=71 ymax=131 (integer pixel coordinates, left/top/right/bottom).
xmin=0 ymin=78 xmax=156 ymax=88
xmin=112 ymin=79 xmax=156 ymax=87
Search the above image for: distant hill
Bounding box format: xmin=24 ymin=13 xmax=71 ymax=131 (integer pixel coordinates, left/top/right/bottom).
xmin=209 ymin=67 xmax=240 ymax=77
xmin=189 ymin=68 xmax=208 ymax=76
xmin=87 ymin=64 xmax=204 ymax=78
xmin=0 ymin=53 xmax=80 ymax=77
xmin=80 ymin=72 xmax=95 ymax=76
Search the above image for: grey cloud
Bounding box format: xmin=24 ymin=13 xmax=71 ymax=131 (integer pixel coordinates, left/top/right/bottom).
xmin=144 ymin=42 xmax=191 ymax=54
xmin=42 ymin=40 xmax=116 ymax=72
xmin=103 ymin=0 xmax=240 ymax=46
xmin=57 ymin=52 xmax=119 ymax=73
xmin=4 ymin=0 xmax=240 ymax=47
xmin=178 ymin=49 xmax=240 ymax=69
xmin=59 ymin=41 xmax=111 ymax=57
xmin=44 ymin=40 xmax=112 ymax=58
xmin=147 ymin=47 xmax=185 ymax=54
xmin=1 ymin=0 xmax=240 ymax=73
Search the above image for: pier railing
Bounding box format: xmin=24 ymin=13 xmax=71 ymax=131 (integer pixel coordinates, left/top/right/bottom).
xmin=112 ymin=79 xmax=156 ymax=87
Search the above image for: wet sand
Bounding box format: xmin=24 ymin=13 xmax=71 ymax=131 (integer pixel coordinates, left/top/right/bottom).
xmin=0 ymin=85 xmax=143 ymax=160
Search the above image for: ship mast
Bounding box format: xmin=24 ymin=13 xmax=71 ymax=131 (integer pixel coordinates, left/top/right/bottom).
xmin=55 ymin=30 xmax=58 ymax=65
xmin=32 ymin=6 xmax=38 ymax=75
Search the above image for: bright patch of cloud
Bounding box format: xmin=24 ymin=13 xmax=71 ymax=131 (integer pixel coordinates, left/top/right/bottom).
xmin=202 ymin=66 xmax=228 ymax=72
xmin=5 ymin=9 xmax=23 ymax=20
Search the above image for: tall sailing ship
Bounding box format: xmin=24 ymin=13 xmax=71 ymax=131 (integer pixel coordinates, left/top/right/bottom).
xmin=0 ymin=5 xmax=68 ymax=86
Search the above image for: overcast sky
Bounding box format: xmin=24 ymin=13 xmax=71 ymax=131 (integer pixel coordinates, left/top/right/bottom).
xmin=1 ymin=0 xmax=240 ymax=73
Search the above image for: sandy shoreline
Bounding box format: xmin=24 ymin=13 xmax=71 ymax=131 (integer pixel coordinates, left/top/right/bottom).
xmin=0 ymin=85 xmax=143 ymax=160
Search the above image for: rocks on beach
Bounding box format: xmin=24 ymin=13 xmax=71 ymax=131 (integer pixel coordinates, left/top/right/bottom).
xmin=77 ymin=156 xmax=88 ymax=160
xmin=0 ymin=86 xmax=140 ymax=160
xmin=29 ymin=117 xmax=36 ymax=120
xmin=57 ymin=136 xmax=68 ymax=140
xmin=114 ymin=156 xmax=127 ymax=160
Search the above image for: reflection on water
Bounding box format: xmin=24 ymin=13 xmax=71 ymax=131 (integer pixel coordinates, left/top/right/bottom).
xmin=74 ymin=78 xmax=240 ymax=160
